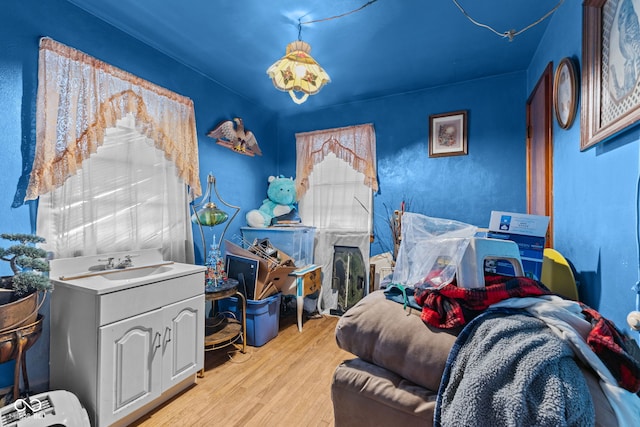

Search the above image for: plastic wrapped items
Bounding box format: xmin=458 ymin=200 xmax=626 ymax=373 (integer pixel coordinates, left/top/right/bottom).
xmin=392 ymin=213 xmax=477 ymax=288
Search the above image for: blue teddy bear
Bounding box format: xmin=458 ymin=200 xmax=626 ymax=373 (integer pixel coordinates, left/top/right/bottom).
xmin=246 ymin=175 xmax=297 ymax=228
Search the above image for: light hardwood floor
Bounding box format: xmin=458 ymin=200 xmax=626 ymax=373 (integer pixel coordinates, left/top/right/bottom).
xmin=130 ymin=310 xmax=352 ymax=427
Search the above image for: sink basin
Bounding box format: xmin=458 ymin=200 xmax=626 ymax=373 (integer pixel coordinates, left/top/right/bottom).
xmin=102 ymin=265 xmax=173 ymax=280
xmin=58 ymin=261 xmax=177 ymax=282
xmin=50 ymin=249 xmax=207 ymax=294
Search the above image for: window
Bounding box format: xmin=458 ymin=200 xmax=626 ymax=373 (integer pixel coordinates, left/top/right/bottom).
xmin=295 ymin=124 xmax=377 ymax=314
xmin=299 ymin=152 xmax=372 ymax=231
xmin=37 ymin=114 xmax=193 ymax=261
xmin=295 ymin=124 xmax=377 ymax=232
xmin=28 ymin=38 xmax=200 ymax=262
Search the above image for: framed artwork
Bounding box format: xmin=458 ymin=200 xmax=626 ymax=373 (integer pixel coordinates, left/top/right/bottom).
xmin=428 ymin=110 xmax=468 ymax=157
xmin=553 ymin=57 xmax=579 ymax=129
xmin=582 ymin=0 xmax=640 ymax=150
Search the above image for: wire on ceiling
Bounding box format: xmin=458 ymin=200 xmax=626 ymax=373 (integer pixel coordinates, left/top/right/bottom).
xmin=297 ymin=0 xmax=380 ymax=40
xmin=451 ymin=0 xmax=565 ymax=41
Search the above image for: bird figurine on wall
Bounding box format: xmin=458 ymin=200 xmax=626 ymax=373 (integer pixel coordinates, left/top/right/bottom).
xmin=207 ymin=117 xmax=262 ymax=156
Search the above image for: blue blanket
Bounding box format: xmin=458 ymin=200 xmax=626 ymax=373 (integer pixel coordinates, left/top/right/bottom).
xmin=435 ymin=309 xmax=595 ymax=427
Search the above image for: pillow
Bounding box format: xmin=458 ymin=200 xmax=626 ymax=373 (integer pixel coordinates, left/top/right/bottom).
xmin=335 ymin=290 xmax=458 ymax=391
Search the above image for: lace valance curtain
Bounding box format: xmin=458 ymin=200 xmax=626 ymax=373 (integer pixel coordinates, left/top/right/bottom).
xmin=25 ymin=37 xmax=201 ymax=201
xmin=295 ymin=123 xmax=378 ymax=198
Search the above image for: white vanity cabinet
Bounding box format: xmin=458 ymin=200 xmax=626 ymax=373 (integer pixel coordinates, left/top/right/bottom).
xmin=50 ymin=256 xmax=205 ymax=427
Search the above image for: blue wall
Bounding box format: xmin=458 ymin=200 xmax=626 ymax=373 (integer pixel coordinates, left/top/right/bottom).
xmin=528 ymin=1 xmax=639 ymax=332
xmin=2 ymin=0 xmax=276 ymax=392
xmin=276 ymin=2 xmax=640 ymax=333
xmin=276 ymin=73 xmax=529 ymax=257
xmin=2 ymin=0 xmax=280 ymax=262
xmin=2 ymin=0 xmax=637 ymax=395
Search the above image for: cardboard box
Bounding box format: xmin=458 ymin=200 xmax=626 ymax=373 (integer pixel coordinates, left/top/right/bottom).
xmin=486 ymin=211 xmax=549 ymax=281
xmin=225 ymin=240 xmax=296 ymax=300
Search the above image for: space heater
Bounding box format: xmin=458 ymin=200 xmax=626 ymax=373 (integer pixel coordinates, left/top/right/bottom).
xmin=0 ymin=390 xmax=89 ymax=427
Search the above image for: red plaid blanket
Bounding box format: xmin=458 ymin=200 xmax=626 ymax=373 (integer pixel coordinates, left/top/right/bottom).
xmin=415 ymin=275 xmax=550 ymax=329
xmin=414 ymin=274 xmax=640 ymax=393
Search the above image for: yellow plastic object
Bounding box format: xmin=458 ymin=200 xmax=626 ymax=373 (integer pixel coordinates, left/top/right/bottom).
xmin=541 ymin=248 xmax=579 ymax=300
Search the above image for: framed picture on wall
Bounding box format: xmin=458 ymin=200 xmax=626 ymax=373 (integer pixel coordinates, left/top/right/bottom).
xmin=553 ymin=57 xmax=579 ymax=130
xmin=582 ymin=0 xmax=640 ymax=150
xmin=429 ymin=110 xmax=467 ymax=157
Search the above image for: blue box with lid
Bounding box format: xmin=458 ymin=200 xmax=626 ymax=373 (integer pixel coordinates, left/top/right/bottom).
xmin=240 ymin=226 xmax=316 ymax=267
xmin=218 ymin=293 xmax=281 ymax=347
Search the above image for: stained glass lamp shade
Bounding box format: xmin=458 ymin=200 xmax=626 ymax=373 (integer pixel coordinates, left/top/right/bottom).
xmin=192 ymin=201 xmax=228 ymax=227
xmin=266 ymin=40 xmax=331 ymax=104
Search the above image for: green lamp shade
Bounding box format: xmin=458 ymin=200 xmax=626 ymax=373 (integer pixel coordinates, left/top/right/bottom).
xmin=191 ymin=202 xmax=229 ymax=227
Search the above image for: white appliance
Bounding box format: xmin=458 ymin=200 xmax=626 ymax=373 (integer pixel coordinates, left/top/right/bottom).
xmin=0 ymin=390 xmax=90 ymax=427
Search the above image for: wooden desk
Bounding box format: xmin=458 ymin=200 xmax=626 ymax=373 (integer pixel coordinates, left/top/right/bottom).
xmin=288 ymin=265 xmax=321 ymax=332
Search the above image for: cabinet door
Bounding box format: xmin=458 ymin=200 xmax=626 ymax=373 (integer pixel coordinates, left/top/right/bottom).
xmin=98 ymin=308 xmax=163 ymax=427
xmin=162 ymin=294 xmax=204 ymax=388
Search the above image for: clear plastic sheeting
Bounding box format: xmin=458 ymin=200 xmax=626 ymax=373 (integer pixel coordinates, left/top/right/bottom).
xmin=392 ymin=213 xmax=477 ymax=288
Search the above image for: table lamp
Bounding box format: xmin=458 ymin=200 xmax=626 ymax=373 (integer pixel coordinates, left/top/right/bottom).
xmin=191 ymin=172 xmax=240 ymax=285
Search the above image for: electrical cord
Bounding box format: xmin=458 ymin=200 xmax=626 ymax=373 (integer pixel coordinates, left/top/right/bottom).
xmin=299 ymin=0 xmax=379 ymax=26
xmin=296 ymin=0 xmax=380 ymax=40
xmin=451 ymin=0 xmax=565 ymax=41
xmin=294 ymin=0 xmax=563 ymax=43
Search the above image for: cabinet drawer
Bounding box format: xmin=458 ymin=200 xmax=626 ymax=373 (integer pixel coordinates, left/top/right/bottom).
xmin=303 ymin=267 xmax=321 ymax=295
xmin=99 ymin=272 xmax=204 ymax=325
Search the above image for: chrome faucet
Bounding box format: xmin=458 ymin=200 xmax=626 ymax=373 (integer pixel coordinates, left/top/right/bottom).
xmin=115 ymin=255 xmax=134 ymax=269
xmin=97 ymin=257 xmax=116 ymax=270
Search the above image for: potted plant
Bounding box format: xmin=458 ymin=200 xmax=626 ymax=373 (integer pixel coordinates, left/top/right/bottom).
xmin=0 ymin=233 xmax=51 ymax=333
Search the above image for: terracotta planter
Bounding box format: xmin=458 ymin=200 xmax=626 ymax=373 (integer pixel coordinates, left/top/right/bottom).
xmin=0 ymin=314 xmax=44 ymax=402
xmin=0 ymin=314 xmax=43 ymax=365
xmin=0 ymin=292 xmax=40 ymax=334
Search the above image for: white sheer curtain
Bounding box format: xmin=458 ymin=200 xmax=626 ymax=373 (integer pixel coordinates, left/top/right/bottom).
xmin=299 ymin=152 xmax=372 ymax=232
xmin=37 ymin=114 xmax=193 ymax=262
xmin=29 ymin=38 xmax=199 ymax=263
xmin=26 ymin=38 xmax=201 ymax=201
xmin=300 ymin=156 xmax=372 ymax=313
xmin=295 ymin=124 xmax=377 ymax=313
xmin=295 ymin=124 xmax=377 ymax=199
xmin=295 ymin=123 xmax=377 ymax=232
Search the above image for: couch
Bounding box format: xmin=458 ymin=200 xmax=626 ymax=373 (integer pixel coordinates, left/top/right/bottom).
xmin=331 ymin=290 xmax=619 ymax=426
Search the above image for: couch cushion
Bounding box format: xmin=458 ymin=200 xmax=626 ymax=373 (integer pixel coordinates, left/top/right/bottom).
xmin=335 ymin=290 xmax=458 ymax=391
xmin=335 ymin=291 xmax=618 ymax=426
xmin=332 ymin=358 xmax=437 ymax=427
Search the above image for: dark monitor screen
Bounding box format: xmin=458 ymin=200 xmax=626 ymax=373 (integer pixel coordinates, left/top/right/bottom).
xmin=225 ymin=253 xmax=259 ymax=300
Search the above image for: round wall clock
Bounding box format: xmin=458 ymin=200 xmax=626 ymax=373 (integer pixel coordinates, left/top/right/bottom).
xmin=553 ymin=57 xmax=579 ymax=129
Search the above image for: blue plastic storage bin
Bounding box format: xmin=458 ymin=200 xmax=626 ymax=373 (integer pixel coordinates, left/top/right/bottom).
xmin=240 ymin=226 xmax=315 ymax=267
xmin=218 ymin=293 xmax=281 ymax=347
